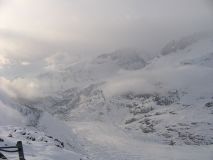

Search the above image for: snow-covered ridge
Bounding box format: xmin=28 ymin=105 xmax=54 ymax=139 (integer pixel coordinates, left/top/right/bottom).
xmin=0 ymin=126 xmax=88 ymax=160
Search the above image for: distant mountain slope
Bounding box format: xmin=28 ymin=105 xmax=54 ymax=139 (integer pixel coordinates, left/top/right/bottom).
xmin=93 ymin=50 xmax=146 ymax=70
xmin=37 ymin=49 xmax=147 ymax=93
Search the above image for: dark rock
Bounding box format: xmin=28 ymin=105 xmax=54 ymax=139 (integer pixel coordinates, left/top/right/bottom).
xmin=140 ymin=121 xmax=155 ymax=133
xmin=155 ymin=112 xmax=162 ymax=115
xmin=169 ymin=111 xmax=176 ymax=115
xmin=205 ymin=102 xmax=213 ymax=108
xmin=191 ymin=122 xmax=198 ymax=125
xmin=8 ymin=134 xmax=13 ymax=138
xmin=141 ymin=126 xmax=155 ymax=133
xmin=21 ymin=132 xmax=26 ymax=135
xmin=26 ymin=136 xmax=36 ymax=141
xmin=169 ymin=140 xmax=176 ymax=146
xmin=154 ymin=96 xmax=175 ymax=106
xmin=125 ymin=118 xmax=138 ymax=124
xmin=131 ymin=106 xmax=153 ymax=115
xmin=54 ymin=138 xmax=64 ymax=148
xmin=167 ymin=128 xmax=177 ymax=132
xmin=47 ymin=136 xmax=53 ymax=139
xmin=162 ymin=133 xmax=172 ymax=138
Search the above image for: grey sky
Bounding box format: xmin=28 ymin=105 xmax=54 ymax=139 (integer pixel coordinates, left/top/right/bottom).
xmin=0 ymin=0 xmax=212 ymax=67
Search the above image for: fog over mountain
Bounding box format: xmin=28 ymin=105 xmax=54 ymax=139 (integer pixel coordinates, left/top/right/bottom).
xmin=0 ymin=0 xmax=212 ymax=96
xmin=0 ymin=0 xmax=212 ymax=61
xmin=0 ymin=1 xmax=213 ymax=160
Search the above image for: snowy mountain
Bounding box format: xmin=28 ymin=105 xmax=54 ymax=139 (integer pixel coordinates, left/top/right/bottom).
xmin=1 ymin=34 xmax=213 ymax=160
xmin=37 ymin=50 xmax=147 ymax=93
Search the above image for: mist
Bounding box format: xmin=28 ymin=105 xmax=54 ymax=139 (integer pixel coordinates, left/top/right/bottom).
xmin=0 ymin=0 xmax=213 ymax=98
xmin=0 ymin=0 xmax=212 ymax=58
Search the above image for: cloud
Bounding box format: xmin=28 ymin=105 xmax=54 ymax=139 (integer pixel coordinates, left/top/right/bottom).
xmin=0 ymin=29 xmax=57 ymax=61
xmin=20 ymin=61 xmax=30 ymax=66
xmin=102 ymin=65 xmax=213 ymax=98
xmin=0 ymin=0 xmax=5 ymax=7
xmin=0 ymin=77 xmax=41 ymax=99
xmin=0 ymin=0 xmax=212 ymax=55
xmin=44 ymin=52 xmax=82 ymax=71
xmin=0 ymin=54 xmax=10 ymax=68
xmin=102 ymin=77 xmax=157 ymax=97
xmin=0 ymin=0 xmax=213 ymax=78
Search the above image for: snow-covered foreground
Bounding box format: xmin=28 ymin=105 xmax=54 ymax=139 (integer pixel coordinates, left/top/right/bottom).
xmin=0 ymin=126 xmax=84 ymax=160
xmin=1 ymin=120 xmax=212 ymax=160
xmin=1 ymin=33 xmax=213 ymax=159
xmin=70 ymin=121 xmax=213 ymax=160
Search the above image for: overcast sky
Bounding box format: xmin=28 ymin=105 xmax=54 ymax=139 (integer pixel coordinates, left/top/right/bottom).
xmin=0 ymin=0 xmax=213 ymax=77
xmin=0 ymin=0 xmax=212 ymax=100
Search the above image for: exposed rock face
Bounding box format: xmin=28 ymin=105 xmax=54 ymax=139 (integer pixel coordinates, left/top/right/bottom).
xmin=205 ymin=102 xmax=213 ymax=108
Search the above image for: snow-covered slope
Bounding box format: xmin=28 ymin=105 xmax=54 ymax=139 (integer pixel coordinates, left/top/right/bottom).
xmin=97 ymin=35 xmax=213 ymax=145
xmin=0 ymin=89 xmax=88 ymax=160
xmin=37 ymin=50 xmax=147 ymax=93
xmin=1 ymin=34 xmax=213 ymax=160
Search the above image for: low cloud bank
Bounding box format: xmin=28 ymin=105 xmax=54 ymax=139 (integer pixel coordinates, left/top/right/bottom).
xmin=0 ymin=77 xmax=41 ymax=99
xmin=0 ymin=54 xmax=10 ymax=69
xmin=102 ymin=65 xmax=213 ymax=98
